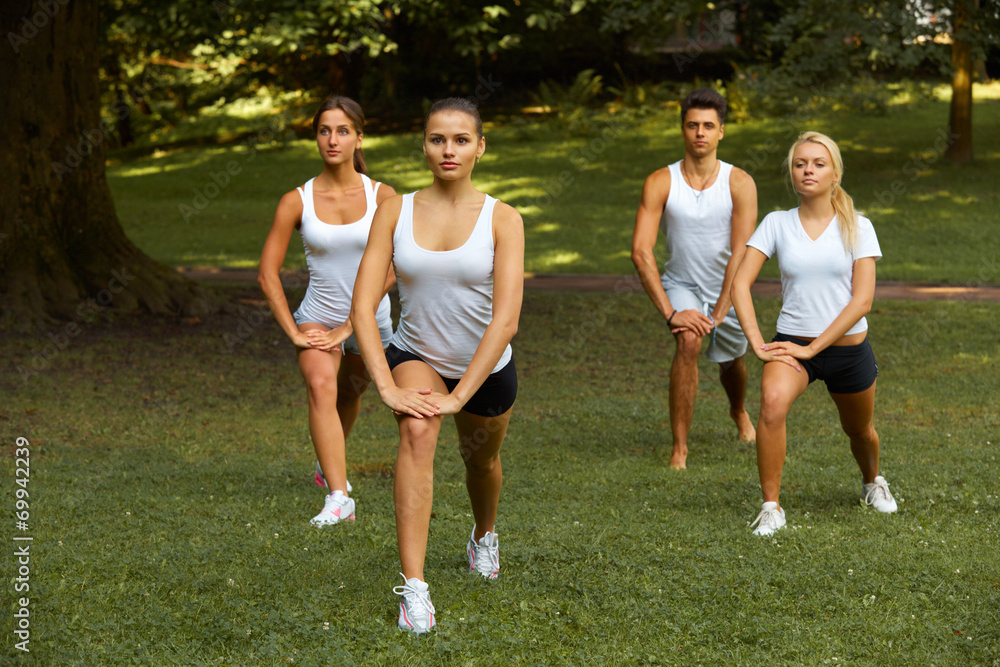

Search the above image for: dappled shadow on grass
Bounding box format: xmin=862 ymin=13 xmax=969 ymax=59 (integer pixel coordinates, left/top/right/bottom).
xmin=106 ymin=99 xmax=1000 ymax=281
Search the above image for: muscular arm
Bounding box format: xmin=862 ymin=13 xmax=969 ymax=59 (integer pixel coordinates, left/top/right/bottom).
xmin=631 ymin=169 xmax=674 ymax=320
xmin=441 ymin=202 xmax=524 ymax=413
xmin=258 ymin=190 xmax=310 ymax=348
xmin=712 ymin=167 xmax=757 ymax=323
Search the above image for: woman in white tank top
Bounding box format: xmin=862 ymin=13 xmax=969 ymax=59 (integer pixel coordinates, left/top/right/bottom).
xmin=352 ymin=98 xmax=524 ymax=635
xmin=259 ymin=97 xmax=396 ymax=529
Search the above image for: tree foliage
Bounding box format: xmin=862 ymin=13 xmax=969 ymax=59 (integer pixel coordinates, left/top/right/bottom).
xmin=2 ymin=1 xmax=209 ymax=330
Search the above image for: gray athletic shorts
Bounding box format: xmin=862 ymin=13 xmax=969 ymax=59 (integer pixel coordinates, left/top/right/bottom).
xmin=342 ymin=325 xmax=392 ymax=356
xmin=662 ymin=276 xmax=748 ymax=363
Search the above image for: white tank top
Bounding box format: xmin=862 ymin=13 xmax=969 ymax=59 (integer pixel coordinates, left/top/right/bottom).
xmin=390 ymin=192 xmax=512 ymax=379
xmin=660 ymin=160 xmax=734 ymax=303
xmin=293 ymin=174 xmax=391 ymax=329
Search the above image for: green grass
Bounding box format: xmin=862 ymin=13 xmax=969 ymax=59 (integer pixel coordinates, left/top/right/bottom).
xmin=107 ymin=83 xmax=1000 ymax=282
xmin=3 ymin=289 xmax=998 ymax=664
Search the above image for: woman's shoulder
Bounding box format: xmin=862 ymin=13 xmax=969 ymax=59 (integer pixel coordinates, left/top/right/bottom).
xmin=491 ymin=199 xmax=524 ymax=227
xmin=277 ymin=187 xmax=306 ymax=212
xmin=376 ymin=192 xmax=406 ymax=212
xmin=367 ymin=176 xmax=397 ymax=204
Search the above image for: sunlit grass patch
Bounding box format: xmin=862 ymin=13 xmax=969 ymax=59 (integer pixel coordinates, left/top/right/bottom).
xmin=108 ymin=90 xmax=1000 ymax=284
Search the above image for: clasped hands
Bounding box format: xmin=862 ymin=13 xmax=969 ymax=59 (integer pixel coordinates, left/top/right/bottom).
xmin=379 ymin=385 xmax=463 ymax=419
xmin=292 ymin=325 xmax=352 ymax=352
xmin=756 ymin=340 xmax=813 ymax=371
xmin=669 ymin=308 xmax=722 ymax=337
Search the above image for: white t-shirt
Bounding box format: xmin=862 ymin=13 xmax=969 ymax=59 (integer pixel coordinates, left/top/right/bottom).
xmin=747 ymin=208 xmax=881 ymax=337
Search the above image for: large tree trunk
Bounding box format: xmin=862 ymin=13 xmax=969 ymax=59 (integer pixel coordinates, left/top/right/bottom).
xmin=0 ymin=0 xmax=211 ymax=330
xmin=945 ymin=0 xmax=976 ymax=163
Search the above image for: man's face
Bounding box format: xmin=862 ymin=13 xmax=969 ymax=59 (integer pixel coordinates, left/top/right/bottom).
xmin=682 ymin=107 xmax=724 ymax=158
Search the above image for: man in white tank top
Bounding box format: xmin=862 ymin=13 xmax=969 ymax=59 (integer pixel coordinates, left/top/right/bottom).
xmin=631 ymin=89 xmax=758 ymax=469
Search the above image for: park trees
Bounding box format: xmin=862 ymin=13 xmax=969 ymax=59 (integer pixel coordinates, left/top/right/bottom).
xmin=3 ymin=1 xmax=994 ymax=329
xmin=1 ymin=1 xmax=209 ymax=329
xmin=945 ymin=0 xmax=979 ymax=163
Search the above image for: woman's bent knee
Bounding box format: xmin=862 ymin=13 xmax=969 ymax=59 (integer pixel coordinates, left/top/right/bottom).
xmin=305 ymin=373 xmax=336 ymax=399
xmin=759 ymin=389 xmax=792 ymax=424
xmin=399 ymin=417 xmax=440 ymax=449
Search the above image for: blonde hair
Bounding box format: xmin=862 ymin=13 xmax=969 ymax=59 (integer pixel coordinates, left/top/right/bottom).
xmin=784 ymin=131 xmax=858 ymax=253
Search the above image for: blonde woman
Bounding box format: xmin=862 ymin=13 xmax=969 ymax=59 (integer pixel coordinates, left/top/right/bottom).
xmin=731 ymin=131 xmax=897 ymax=536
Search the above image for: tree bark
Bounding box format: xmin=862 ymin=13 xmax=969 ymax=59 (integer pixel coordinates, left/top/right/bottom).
xmin=945 ymin=0 xmax=976 ymax=163
xmin=0 ymin=0 xmax=211 ymax=331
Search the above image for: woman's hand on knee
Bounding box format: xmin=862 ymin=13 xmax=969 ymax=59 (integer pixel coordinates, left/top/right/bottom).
xmin=381 ymin=386 xmax=440 ymax=418
xmin=764 ymin=340 xmax=814 ymax=361
xmin=757 ymin=346 xmax=803 ymax=371
xmin=290 ymin=331 xmax=313 ymax=349
xmin=306 ymin=326 xmax=350 ymax=352
xmin=425 ymin=392 xmax=464 ymax=416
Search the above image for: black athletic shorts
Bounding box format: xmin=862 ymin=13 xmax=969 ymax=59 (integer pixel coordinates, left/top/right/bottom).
xmin=385 ymin=343 xmax=517 ymax=417
xmin=773 ymin=333 xmax=878 ymax=394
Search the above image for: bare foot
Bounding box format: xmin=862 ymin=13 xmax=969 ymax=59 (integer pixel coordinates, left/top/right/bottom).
xmin=733 ymin=410 xmax=756 ymax=444
xmin=669 ymin=447 xmax=687 ymax=470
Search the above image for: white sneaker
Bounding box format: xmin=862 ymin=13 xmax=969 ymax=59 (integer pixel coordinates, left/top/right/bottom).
xmin=310 ymin=490 xmax=355 ymax=527
xmin=393 ymin=574 xmax=435 ymax=635
xmin=466 ymin=525 xmax=499 ymax=580
xmin=750 ymin=501 xmax=786 ymax=536
xmin=314 ymin=461 xmax=351 ymax=494
xmin=863 ymin=476 xmax=898 ymax=513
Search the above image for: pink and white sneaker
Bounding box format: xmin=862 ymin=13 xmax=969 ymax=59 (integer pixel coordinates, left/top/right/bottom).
xmin=394 ymin=574 xmax=436 ymax=635
xmin=314 ymin=461 xmax=351 ymax=493
xmin=310 ymin=490 xmax=355 ymax=527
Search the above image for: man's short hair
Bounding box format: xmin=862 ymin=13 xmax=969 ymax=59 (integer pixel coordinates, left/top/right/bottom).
xmin=681 ymin=88 xmax=727 ymax=125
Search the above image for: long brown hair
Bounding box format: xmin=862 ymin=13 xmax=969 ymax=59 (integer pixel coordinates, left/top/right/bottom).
xmin=785 ymin=131 xmax=858 ymax=252
xmin=312 ymin=96 xmax=367 ymax=174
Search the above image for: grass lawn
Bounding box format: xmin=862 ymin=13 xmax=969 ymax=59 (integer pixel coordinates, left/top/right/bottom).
xmin=3 ymin=288 xmax=998 ymax=664
xmin=107 ymin=83 xmax=1000 ymax=283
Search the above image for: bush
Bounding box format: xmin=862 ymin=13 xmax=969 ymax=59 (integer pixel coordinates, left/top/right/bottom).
xmin=531 ymin=69 xmax=606 ymax=135
xmin=736 ymin=66 xmax=893 ymax=119
xmin=606 ymin=80 xmax=680 ymax=120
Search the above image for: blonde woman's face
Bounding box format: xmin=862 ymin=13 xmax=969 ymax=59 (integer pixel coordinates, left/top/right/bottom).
xmin=791 ymin=141 xmax=837 ymax=198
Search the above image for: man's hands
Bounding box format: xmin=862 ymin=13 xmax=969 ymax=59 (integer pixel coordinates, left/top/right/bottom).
xmin=669 ymin=308 xmax=716 ymax=337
